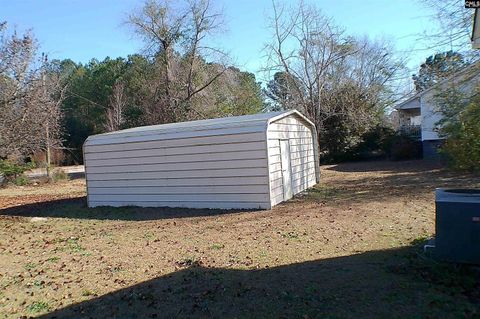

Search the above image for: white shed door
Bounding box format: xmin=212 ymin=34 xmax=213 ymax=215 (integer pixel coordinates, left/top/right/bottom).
xmin=279 ymin=139 xmax=293 ymax=200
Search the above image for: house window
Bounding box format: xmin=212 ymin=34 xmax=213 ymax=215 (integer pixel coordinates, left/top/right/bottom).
xmin=410 ymin=116 xmax=422 ymax=126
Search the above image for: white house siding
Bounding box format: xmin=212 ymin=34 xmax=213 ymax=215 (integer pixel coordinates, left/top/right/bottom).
xmin=420 ymin=70 xmax=480 ymax=141
xmin=266 ymin=114 xmax=317 ymax=207
xmin=420 ymin=91 xmax=443 ymax=141
xmin=84 ymin=123 xmax=271 ymax=209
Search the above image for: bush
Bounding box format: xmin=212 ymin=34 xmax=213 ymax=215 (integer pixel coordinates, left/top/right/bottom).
xmin=323 ymin=124 xmax=397 ymax=163
xmin=436 ymin=87 xmax=480 ymax=171
xmin=13 ymin=175 xmax=30 ymax=186
xmin=388 ymin=135 xmax=422 ymax=161
xmin=0 ymin=160 xmax=35 ymax=185
xmin=440 ymin=100 xmax=480 ymax=171
xmin=352 ymin=125 xmax=397 ymax=160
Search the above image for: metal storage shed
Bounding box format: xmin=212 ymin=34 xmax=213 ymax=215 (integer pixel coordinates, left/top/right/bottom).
xmin=83 ymin=110 xmax=320 ymax=209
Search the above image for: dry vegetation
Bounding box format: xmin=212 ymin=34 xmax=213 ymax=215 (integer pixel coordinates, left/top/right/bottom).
xmin=0 ymin=160 xmax=479 ymax=318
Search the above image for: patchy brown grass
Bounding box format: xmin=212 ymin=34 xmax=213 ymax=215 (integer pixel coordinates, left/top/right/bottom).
xmin=0 ymin=160 xmax=479 ymax=318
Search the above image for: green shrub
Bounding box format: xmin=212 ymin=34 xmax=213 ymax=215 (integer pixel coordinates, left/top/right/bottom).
xmin=324 ymin=124 xmax=397 ymax=163
xmin=364 ymin=125 xmax=396 ymax=150
xmin=351 ymin=125 xmax=397 ymax=160
xmin=13 ymin=175 xmax=30 ymax=186
xmin=436 ymin=87 xmax=480 ymax=171
xmin=0 ymin=160 xmax=35 ymax=185
xmin=440 ymin=101 xmax=480 ymax=171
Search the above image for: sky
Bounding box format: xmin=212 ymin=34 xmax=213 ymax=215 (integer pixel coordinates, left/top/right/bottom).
xmin=1 ymin=0 xmax=441 ymax=82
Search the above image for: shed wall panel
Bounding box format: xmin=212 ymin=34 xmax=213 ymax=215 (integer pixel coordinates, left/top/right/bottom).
xmin=86 ymin=125 xmax=266 ymax=146
xmin=87 ymin=158 xmax=266 ymax=174
xmin=84 ymin=141 xmax=266 ymax=161
xmin=87 ymin=150 xmax=266 ymax=167
xmin=87 ymin=176 xmax=269 ymax=188
xmin=85 ymin=127 xmax=270 ymax=209
xmin=86 ymin=167 xmax=267 ymax=181
xmin=89 ymin=185 xmax=268 ymax=195
xmin=266 ymin=114 xmax=317 ymax=207
xmin=85 ymin=132 xmax=266 ymax=153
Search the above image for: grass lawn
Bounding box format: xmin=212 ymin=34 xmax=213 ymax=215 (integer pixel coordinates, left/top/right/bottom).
xmin=0 ymin=160 xmax=479 ymax=318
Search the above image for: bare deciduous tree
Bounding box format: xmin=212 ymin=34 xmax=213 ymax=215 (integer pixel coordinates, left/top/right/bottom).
xmin=0 ymin=23 xmax=67 ymax=175
xmin=127 ymin=0 xmax=228 ymax=124
xmin=264 ymin=1 xmax=351 ymax=123
xmin=264 ymin=1 xmax=405 ymax=158
xmin=105 ymin=81 xmax=127 ymax=132
xmin=419 ymin=0 xmax=474 ymax=51
xmin=37 ymin=55 xmax=68 ymax=176
xmin=0 ymin=23 xmax=41 ymax=159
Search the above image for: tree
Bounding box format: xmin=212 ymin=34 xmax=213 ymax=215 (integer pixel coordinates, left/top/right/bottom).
xmin=207 ymin=68 xmax=265 ymax=117
xmin=105 ymin=81 xmax=127 ymax=132
xmin=57 ymin=52 xmax=265 ymax=163
xmin=37 ymin=55 xmax=68 ymax=177
xmin=412 ymin=51 xmax=468 ymax=92
xmin=127 ymin=0 xmax=228 ymax=124
xmin=226 ymin=71 xmax=265 ymax=116
xmin=0 ymin=22 xmax=40 ymax=159
xmin=59 ymin=57 xmax=128 ymax=162
xmin=419 ymin=0 xmax=474 ymax=52
xmin=264 ymin=1 xmax=404 ymax=161
xmin=0 ymin=23 xmax=66 ymax=172
xmin=264 ymin=72 xmax=303 ymax=111
xmin=435 ymin=86 xmax=480 ymax=171
xmin=264 ymin=1 xmax=354 ymax=128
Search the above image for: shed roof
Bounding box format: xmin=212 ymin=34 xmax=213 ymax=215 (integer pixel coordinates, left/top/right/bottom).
xmin=85 ymin=110 xmax=314 ymax=146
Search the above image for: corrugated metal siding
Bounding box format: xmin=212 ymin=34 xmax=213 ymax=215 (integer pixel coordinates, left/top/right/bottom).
xmin=266 ymin=114 xmax=317 ymax=207
xmin=84 ymin=123 xmax=271 ymax=209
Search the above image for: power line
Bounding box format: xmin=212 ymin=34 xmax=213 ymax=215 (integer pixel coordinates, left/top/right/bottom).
xmin=66 ymin=90 xmax=109 ymax=110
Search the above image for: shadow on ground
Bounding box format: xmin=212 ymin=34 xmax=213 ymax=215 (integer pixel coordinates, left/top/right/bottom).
xmin=67 ymin=171 xmax=85 ymax=180
xmin=0 ymin=197 xmax=251 ymax=221
xmin=39 ymin=245 xmax=479 ymax=319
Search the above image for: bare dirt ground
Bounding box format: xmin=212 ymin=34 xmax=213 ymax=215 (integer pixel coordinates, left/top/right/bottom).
xmin=0 ymin=160 xmax=479 ymax=318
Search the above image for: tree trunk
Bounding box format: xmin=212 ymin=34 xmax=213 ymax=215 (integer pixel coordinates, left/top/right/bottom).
xmin=46 ymin=124 xmax=51 ymax=178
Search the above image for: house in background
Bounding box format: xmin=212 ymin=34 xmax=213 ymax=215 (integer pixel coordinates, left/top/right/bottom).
xmin=395 ymin=64 xmax=480 ymax=159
